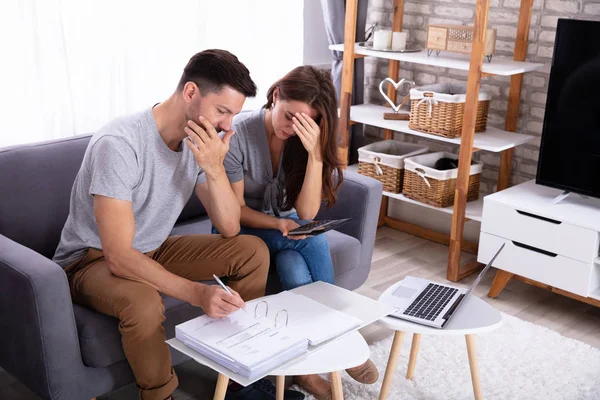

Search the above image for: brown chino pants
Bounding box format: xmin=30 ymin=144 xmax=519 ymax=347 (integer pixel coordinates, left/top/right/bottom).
xmin=65 ymin=234 xmax=270 ymax=400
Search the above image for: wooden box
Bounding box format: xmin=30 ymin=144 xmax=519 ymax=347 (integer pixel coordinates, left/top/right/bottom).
xmin=426 ymin=24 xmax=496 ymax=59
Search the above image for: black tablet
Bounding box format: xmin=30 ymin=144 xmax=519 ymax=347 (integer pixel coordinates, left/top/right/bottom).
xmin=287 ymin=218 xmax=352 ymax=236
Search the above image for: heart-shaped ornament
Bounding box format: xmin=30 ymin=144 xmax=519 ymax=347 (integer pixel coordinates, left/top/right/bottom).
xmin=378 ymin=78 xmax=415 ymax=112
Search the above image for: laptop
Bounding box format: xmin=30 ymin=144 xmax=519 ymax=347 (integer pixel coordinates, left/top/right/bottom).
xmin=381 ymin=243 xmax=505 ymax=329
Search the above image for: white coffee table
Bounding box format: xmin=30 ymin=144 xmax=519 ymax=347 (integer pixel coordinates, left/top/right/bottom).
xmin=212 ymin=331 xmax=369 ymax=400
xmin=377 ymin=280 xmax=503 ymax=400
xmin=273 ymin=331 xmax=369 ymax=400
xmin=198 ymin=282 xmax=392 ymax=400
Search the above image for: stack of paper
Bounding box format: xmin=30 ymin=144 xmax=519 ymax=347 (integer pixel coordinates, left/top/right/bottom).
xmin=175 ymin=290 xmax=364 ymax=378
xmin=176 ymin=308 xmax=308 ymax=379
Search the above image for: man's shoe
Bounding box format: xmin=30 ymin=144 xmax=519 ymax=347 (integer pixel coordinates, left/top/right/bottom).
xmin=225 ymin=378 xmax=305 ymax=400
xmin=346 ymin=359 xmax=379 ymax=384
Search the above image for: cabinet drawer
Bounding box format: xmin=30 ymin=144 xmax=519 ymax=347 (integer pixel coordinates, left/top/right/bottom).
xmin=478 ymin=232 xmax=593 ymax=297
xmin=481 ymin=199 xmax=598 ymax=263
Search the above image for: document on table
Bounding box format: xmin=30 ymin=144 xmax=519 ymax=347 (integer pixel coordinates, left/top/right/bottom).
xmin=174 ymin=290 xmax=363 ymax=378
xmin=176 ymin=306 xmax=308 ymax=379
xmin=261 ymin=291 xmax=362 ymax=346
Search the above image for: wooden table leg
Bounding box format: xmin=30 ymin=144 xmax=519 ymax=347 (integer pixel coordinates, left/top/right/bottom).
xmin=213 ymin=373 xmax=230 ymax=400
xmin=406 ymin=333 xmax=421 ymax=379
xmin=465 ymin=335 xmax=482 ymax=400
xmin=276 ymin=376 xmax=285 ymax=400
xmin=330 ymin=371 xmax=344 ymax=400
xmin=488 ymin=270 xmax=514 ymax=298
xmin=378 ymin=330 xmax=405 ymax=400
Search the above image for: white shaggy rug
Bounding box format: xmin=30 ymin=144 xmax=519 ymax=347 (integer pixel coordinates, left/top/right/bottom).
xmin=295 ymin=314 xmax=600 ymax=400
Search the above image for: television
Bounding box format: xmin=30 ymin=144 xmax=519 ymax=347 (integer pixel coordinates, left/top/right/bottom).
xmin=536 ymin=18 xmax=600 ymax=199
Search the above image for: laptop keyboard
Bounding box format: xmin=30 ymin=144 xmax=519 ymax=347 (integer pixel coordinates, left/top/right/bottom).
xmin=403 ymin=283 xmax=458 ymax=321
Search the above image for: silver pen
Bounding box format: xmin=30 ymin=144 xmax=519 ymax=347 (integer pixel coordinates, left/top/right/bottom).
xmin=212 ymin=274 xmax=247 ymax=312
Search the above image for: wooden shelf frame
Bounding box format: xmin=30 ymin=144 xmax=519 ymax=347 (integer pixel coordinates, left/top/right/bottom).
xmin=338 ymin=0 xmax=537 ymax=282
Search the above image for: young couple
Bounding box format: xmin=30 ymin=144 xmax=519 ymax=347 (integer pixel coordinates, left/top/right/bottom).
xmin=53 ymin=49 xmax=377 ymax=400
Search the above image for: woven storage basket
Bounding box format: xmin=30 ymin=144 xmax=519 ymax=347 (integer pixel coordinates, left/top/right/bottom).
xmin=357 ymin=140 xmax=429 ymax=193
xmin=408 ymin=83 xmax=491 ymax=138
xmin=402 ymin=151 xmax=483 ymax=208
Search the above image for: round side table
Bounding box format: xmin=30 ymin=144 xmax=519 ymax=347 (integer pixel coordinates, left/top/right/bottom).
xmin=377 ymin=280 xmax=503 ymax=400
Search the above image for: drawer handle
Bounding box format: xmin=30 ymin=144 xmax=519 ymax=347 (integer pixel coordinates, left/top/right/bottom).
xmin=512 ymin=241 xmax=557 ymax=258
xmin=516 ymin=210 xmax=561 ymax=225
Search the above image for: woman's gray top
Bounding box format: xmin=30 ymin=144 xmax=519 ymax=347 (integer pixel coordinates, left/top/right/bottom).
xmin=223 ymin=108 xmax=295 ymax=217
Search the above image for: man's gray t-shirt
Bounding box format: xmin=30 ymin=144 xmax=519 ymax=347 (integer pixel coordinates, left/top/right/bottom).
xmin=224 ymin=108 xmax=294 ymax=217
xmin=53 ymin=108 xmax=205 ymax=268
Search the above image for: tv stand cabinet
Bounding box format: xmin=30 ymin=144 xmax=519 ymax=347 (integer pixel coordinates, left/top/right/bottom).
xmin=477 ymin=180 xmax=600 ymax=306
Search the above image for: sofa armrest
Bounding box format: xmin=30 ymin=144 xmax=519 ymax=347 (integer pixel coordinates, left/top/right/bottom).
xmin=317 ymin=170 xmax=383 ymax=244
xmin=316 ymin=170 xmax=382 ymax=288
xmin=0 ymin=234 xmax=82 ymax=399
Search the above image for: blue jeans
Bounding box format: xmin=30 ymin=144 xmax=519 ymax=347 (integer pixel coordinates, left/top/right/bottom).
xmin=212 ymin=213 xmax=335 ymax=290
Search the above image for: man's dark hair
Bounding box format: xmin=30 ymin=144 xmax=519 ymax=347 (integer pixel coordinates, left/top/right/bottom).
xmin=177 ymin=49 xmax=257 ymax=97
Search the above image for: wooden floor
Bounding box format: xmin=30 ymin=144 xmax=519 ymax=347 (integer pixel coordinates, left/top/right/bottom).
xmin=3 ymin=226 xmax=600 ymax=399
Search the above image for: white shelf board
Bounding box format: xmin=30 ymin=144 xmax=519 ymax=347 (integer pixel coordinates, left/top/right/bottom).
xmin=589 ymin=287 xmax=600 ymax=301
xmin=329 ymin=43 xmax=544 ymax=76
xmin=383 ymin=191 xmax=483 ymax=222
xmin=350 ymin=104 xmax=534 ymax=152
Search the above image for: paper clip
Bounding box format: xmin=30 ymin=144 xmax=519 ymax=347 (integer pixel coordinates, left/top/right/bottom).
xmin=254 ymin=301 xmax=268 ymax=319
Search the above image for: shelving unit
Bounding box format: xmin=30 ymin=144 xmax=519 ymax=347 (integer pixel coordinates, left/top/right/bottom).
xmin=338 ymin=0 xmax=542 ymax=282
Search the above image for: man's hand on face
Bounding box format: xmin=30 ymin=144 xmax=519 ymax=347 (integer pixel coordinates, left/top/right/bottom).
xmin=184 ymin=116 xmax=235 ymax=176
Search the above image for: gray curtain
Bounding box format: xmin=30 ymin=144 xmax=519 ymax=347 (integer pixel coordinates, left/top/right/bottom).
xmin=320 ymin=0 xmax=369 ymax=164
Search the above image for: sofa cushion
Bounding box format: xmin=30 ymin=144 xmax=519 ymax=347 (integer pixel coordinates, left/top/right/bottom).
xmin=178 ymin=192 xmax=208 ymax=224
xmin=170 ymin=216 xmax=213 ymax=236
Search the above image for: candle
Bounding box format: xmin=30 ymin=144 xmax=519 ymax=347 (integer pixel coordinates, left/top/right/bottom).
xmin=373 ymin=30 xmax=392 ymax=50
xmin=391 ymin=31 xmax=408 ymax=51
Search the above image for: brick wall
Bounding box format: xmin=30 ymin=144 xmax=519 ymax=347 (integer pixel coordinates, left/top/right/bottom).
xmin=364 ymin=0 xmax=600 ymax=195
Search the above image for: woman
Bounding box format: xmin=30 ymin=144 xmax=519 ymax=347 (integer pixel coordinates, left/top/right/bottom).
xmin=220 ymin=66 xmax=378 ymax=399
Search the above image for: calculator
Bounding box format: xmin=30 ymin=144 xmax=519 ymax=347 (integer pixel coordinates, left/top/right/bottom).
xmin=287 ymin=218 xmax=352 ymax=236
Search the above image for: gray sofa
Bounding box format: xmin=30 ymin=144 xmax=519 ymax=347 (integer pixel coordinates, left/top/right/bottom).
xmin=0 ymin=135 xmax=382 ymax=400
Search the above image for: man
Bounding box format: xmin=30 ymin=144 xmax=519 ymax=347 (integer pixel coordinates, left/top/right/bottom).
xmin=54 ymin=50 xmax=296 ymax=400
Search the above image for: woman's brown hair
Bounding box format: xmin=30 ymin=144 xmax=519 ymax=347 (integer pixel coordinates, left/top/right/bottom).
xmin=265 ymin=66 xmax=344 ymax=211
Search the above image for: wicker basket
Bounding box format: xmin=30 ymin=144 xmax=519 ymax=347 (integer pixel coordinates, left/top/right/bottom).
xmin=402 ymin=152 xmax=483 ymax=207
xmin=408 ymin=83 xmax=491 ymax=138
xmin=357 ymin=140 xmax=429 ymax=193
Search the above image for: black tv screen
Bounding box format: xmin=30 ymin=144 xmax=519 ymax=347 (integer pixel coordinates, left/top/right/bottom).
xmin=536 ymin=18 xmax=600 ymax=198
